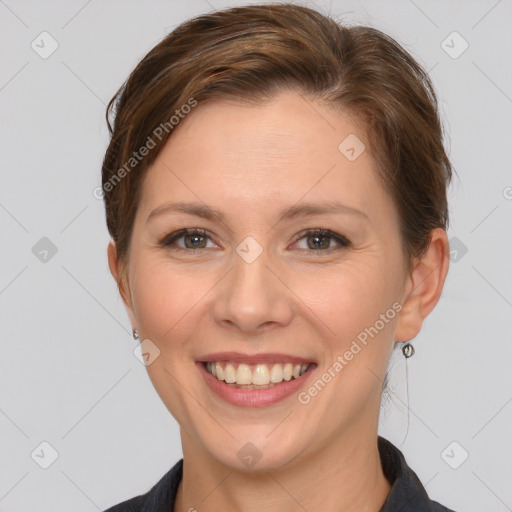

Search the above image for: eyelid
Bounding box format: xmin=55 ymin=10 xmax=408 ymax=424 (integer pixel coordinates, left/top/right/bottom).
xmin=160 ymin=228 xmax=218 ymax=249
xmin=160 ymin=227 xmax=351 ymax=254
xmin=290 ymin=229 xmax=351 ymax=255
xmin=292 ymin=228 xmax=351 ymax=247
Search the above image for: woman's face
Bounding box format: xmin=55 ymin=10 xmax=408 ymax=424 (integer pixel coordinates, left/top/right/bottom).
xmin=112 ymin=90 xmax=412 ymax=470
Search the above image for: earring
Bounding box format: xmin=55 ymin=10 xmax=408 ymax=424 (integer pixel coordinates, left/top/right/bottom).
xmin=132 ymin=328 xmax=139 ymax=340
xmin=402 ymin=342 xmax=415 ymax=358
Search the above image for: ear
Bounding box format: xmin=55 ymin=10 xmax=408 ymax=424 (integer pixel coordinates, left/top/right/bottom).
xmin=395 ymin=228 xmax=450 ymax=342
xmin=107 ymin=240 xmax=137 ymax=328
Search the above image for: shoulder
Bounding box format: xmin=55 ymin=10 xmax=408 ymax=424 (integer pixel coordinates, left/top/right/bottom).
xmin=103 ymin=495 xmax=145 ymax=512
xmin=378 ymin=436 xmax=459 ymax=512
xmin=430 ymin=500 xmax=458 ymax=512
xmin=102 ymin=459 xmax=183 ymax=512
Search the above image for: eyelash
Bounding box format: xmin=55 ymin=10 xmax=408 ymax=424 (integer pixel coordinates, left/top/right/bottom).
xmin=159 ymin=228 xmax=351 ymax=255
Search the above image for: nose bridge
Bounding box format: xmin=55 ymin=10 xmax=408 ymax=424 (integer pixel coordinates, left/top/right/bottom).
xmin=214 ymin=235 xmax=293 ymax=331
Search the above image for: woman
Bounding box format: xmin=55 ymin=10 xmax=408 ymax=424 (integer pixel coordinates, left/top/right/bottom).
xmin=101 ymin=4 xmax=455 ymax=511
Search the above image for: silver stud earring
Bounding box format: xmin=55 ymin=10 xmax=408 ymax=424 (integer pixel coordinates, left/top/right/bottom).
xmin=402 ymin=343 xmax=415 ymax=358
xmin=132 ymin=328 xmax=139 ymax=340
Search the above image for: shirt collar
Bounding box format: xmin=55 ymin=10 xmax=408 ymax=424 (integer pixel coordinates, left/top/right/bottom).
xmin=377 ymin=435 xmax=434 ymax=511
xmin=138 ymin=436 xmax=447 ymax=511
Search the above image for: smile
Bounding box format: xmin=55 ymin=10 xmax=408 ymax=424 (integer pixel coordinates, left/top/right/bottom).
xmin=204 ymin=361 xmax=310 ymax=387
xmin=197 ymin=355 xmax=317 ymax=407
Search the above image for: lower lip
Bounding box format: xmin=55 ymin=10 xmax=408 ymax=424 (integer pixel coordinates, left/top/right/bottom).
xmin=197 ymin=362 xmax=316 ymax=407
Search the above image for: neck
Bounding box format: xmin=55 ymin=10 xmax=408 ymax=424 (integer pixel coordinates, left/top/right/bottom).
xmin=174 ymin=425 xmax=391 ymax=512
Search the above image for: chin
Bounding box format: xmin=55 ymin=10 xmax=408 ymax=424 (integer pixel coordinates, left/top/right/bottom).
xmin=201 ymin=426 xmax=308 ymax=473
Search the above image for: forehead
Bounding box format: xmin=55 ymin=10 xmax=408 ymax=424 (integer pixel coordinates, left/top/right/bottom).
xmin=137 ymin=90 xmax=396 ymax=224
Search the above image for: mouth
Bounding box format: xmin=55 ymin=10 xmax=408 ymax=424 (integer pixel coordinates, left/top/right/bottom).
xmin=196 ymin=353 xmax=318 ymax=407
xmin=202 ymin=361 xmax=313 ymax=389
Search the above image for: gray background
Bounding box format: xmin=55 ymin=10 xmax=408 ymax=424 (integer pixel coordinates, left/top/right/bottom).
xmin=1 ymin=0 xmax=511 ymax=510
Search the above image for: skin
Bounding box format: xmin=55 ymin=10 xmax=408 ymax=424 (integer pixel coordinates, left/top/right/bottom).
xmin=108 ymin=90 xmax=449 ymax=512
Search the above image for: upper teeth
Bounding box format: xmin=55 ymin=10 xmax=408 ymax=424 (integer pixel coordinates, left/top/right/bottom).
xmin=205 ymin=362 xmax=310 ymax=385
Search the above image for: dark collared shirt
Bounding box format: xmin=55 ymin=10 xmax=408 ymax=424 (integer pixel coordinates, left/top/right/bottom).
xmin=103 ymin=436 xmax=457 ymax=512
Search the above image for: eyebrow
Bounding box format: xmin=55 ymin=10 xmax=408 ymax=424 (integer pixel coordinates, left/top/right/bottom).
xmin=147 ymin=200 xmax=369 ymax=224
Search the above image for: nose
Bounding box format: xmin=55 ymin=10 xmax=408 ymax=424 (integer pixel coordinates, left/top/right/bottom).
xmin=213 ymin=243 xmax=294 ymax=334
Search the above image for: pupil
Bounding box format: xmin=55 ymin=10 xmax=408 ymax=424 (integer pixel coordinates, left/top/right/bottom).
xmin=186 ymin=234 xmax=205 ymax=248
xmin=183 ymin=233 xmax=331 ymax=250
xmin=309 ymin=235 xmax=328 ymax=250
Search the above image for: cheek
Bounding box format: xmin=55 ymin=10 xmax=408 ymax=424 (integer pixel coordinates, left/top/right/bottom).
xmin=290 ymin=258 xmax=400 ymax=396
xmin=129 ymin=259 xmax=213 ymax=413
xmin=130 ymin=258 xmax=213 ymax=347
xmin=293 ymin=258 xmax=398 ymax=335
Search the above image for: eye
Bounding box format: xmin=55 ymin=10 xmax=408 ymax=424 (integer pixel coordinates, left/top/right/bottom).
xmin=292 ymin=228 xmax=351 ymax=253
xmin=159 ymin=228 xmax=351 ymax=254
xmin=160 ymin=228 xmax=217 ymax=252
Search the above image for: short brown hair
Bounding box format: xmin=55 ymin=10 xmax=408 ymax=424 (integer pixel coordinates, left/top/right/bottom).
xmin=101 ymin=3 xmax=453 ymax=283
